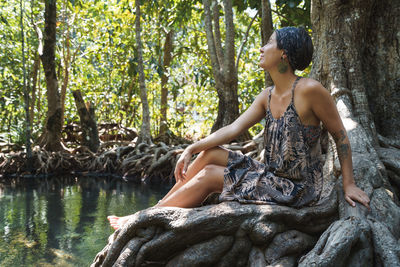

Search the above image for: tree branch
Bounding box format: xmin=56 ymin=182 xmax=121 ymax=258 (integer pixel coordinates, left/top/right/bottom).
xmin=222 ymin=0 xmax=236 ymax=77
xmin=236 ymin=10 xmax=259 ymax=69
xmin=203 ymin=0 xmax=221 ymax=76
xmin=212 ymin=1 xmax=223 ymax=68
xmin=271 ymin=8 xmax=296 ymax=26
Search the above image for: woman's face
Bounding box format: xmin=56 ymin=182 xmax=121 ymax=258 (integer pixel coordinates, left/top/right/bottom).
xmin=259 ymin=32 xmax=283 ymax=70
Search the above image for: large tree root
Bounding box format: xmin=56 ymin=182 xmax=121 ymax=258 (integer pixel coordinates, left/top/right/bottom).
xmin=376 ymin=147 xmax=400 ymax=199
xmin=92 ymin=186 xmax=338 ymax=267
xmin=91 ymin=174 xmax=400 ymax=267
xmin=299 ymin=208 xmax=400 ymax=266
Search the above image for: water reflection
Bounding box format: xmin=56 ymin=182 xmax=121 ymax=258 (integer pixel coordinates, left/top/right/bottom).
xmin=0 ymin=176 xmax=170 ymax=266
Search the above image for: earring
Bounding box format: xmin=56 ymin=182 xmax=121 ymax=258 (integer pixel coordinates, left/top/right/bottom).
xmin=278 ymin=56 xmax=288 ymax=73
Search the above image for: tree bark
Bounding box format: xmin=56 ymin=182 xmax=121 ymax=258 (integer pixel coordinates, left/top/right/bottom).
xmin=123 ymin=76 xmax=136 ymax=127
xmin=37 ymin=65 xmax=42 ymax=119
xmin=260 ymin=0 xmax=274 ymax=87
xmin=135 ymin=0 xmax=152 ymax=145
xmin=203 ymin=0 xmax=250 ymax=141
xmin=362 ymin=0 xmax=400 ymax=141
xmin=159 ymin=30 xmax=174 ymax=136
xmin=29 ymin=53 xmax=40 ymax=126
xmin=39 ymin=0 xmax=63 ymax=151
xmin=72 ymin=90 xmax=100 ymax=153
xmin=60 ymin=0 xmax=71 ymax=124
xmin=91 ymin=0 xmax=400 ymax=266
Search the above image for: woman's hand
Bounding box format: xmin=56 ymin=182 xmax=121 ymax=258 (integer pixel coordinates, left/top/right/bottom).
xmin=174 ymin=147 xmax=193 ymax=182
xmin=343 ymin=182 xmax=371 ymax=211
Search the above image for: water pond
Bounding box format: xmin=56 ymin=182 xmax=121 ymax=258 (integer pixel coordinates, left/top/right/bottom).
xmin=0 ymin=176 xmax=171 ymax=266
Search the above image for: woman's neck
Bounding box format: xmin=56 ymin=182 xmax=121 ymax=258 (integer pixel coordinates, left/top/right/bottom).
xmin=268 ymin=68 xmax=298 ymax=95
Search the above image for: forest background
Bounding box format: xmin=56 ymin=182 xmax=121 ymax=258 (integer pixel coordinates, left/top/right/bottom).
xmin=0 ymin=0 xmax=310 ymax=154
xmin=1 ymin=0 xmax=400 ymax=266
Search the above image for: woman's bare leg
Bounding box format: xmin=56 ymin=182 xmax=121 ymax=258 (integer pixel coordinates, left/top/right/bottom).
xmin=108 ymin=147 xmax=229 ymax=230
xmin=156 ymin=164 xmax=225 ymax=208
xmin=159 ymin=146 xmax=229 ymax=202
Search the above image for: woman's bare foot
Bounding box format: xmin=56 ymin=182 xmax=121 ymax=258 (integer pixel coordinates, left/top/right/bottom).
xmin=107 ymin=201 xmax=163 ymax=230
xmin=107 ymin=215 xmax=130 ymax=230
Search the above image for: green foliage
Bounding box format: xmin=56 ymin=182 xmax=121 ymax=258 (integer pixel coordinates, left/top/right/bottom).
xmin=274 ymin=0 xmax=311 ymax=28
xmin=0 ymin=1 xmax=42 ymax=145
xmin=0 ymin=0 xmax=311 ymax=144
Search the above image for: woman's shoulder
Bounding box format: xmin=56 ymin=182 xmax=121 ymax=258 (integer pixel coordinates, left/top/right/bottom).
xmin=297 ymin=78 xmax=332 ymax=107
xmin=259 ymin=86 xmax=273 ymax=98
xmin=262 ymin=85 xmax=274 ymax=91
xmin=299 ymin=77 xmax=324 ymax=90
xmin=297 ymin=77 xmax=328 ymax=96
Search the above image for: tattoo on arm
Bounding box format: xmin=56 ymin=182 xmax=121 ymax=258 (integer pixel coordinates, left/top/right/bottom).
xmin=332 ymin=129 xmax=350 ymax=160
xmin=338 ymin=143 xmax=350 ymax=159
xmin=331 ymin=129 xmax=346 ymax=143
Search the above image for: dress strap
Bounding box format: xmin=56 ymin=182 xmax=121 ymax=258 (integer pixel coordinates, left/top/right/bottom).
xmin=291 ymin=76 xmax=302 ymax=103
xmin=268 ymin=85 xmax=274 ymax=107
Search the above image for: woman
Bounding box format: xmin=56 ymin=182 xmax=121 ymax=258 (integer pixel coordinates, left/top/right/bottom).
xmin=108 ymin=27 xmax=370 ymax=230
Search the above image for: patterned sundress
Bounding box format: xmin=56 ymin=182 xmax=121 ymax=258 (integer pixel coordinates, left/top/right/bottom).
xmin=219 ymin=77 xmax=324 ymax=208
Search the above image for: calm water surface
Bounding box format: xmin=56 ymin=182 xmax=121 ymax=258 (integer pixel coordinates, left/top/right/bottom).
xmin=0 ymin=176 xmax=171 ymax=266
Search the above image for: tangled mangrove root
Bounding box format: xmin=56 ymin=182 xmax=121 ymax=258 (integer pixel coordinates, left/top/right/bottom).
xmin=0 ymin=133 xmax=265 ymax=184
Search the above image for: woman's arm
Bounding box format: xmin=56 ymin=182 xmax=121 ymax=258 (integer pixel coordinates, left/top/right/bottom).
xmin=188 ymin=89 xmax=268 ymax=154
xmin=174 ymin=89 xmax=269 ymax=181
xmin=305 ymin=80 xmax=371 ymax=210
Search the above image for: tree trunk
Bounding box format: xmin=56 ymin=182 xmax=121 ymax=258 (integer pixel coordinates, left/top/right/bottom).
xmin=260 ymin=0 xmax=274 ymax=88
xmin=299 ymin=0 xmax=400 ymax=265
xmin=39 ymin=0 xmax=63 ymax=151
xmin=20 ymin=0 xmax=32 ymax=169
xmin=91 ymin=0 xmax=400 ymax=266
xmin=203 ymin=0 xmax=250 ymax=141
xmin=123 ymin=76 xmax=136 ymax=127
xmin=72 ymin=90 xmax=100 ymax=153
xmin=135 ymin=0 xmax=152 ymax=145
xmin=159 ymin=30 xmax=174 ymax=136
xmin=60 ymin=0 xmax=71 ymax=124
xmin=29 ymin=53 xmax=40 ymax=126
xmin=362 ymin=0 xmax=400 ymax=141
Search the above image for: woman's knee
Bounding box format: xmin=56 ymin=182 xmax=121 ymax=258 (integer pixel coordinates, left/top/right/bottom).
xmin=198 ymin=146 xmax=229 ymax=167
